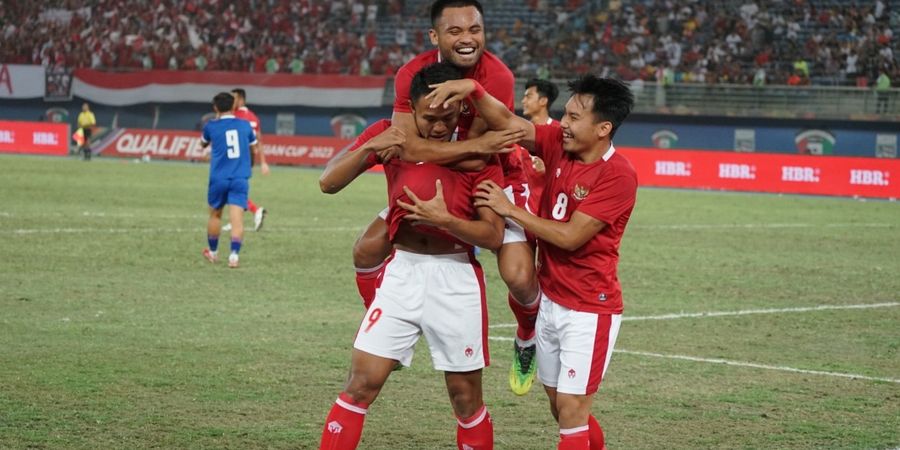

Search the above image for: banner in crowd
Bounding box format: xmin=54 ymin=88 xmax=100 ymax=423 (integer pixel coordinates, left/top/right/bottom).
xmin=95 ymin=128 xmax=352 ymax=166
xmin=620 ymin=147 xmax=899 ymax=199
xmin=72 ymin=70 xmax=388 ymax=107
xmin=0 ymin=64 xmax=46 ymax=99
xmin=0 ymin=120 xmax=70 ymax=155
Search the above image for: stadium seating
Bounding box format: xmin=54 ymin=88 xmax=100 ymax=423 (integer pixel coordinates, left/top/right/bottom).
xmin=1 ymin=0 xmax=896 ymax=86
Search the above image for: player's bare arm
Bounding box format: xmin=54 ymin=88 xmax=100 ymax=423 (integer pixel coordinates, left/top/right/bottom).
xmin=474 ymin=179 xmax=605 ymax=251
xmin=319 ymin=127 xmax=406 ymax=194
xmin=428 ymin=79 xmax=537 ymax=152
xmin=397 ymin=179 xmax=504 ymax=251
xmin=392 ymin=111 xmax=520 ymax=168
xmin=251 ymin=143 xmax=269 ymax=175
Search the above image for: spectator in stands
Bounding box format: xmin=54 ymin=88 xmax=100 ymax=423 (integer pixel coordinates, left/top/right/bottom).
xmin=875 ymin=70 xmax=892 ymax=113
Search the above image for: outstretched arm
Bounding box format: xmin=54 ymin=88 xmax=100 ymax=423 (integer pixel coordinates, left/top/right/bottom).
xmin=427 ymin=80 xmax=538 ymax=152
xmin=474 ymin=180 xmax=606 ymax=251
xmin=319 ymin=127 xmax=405 ymax=194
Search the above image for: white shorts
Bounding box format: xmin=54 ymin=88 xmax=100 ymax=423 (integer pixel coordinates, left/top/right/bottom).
xmin=377 ymin=206 xmax=389 ymax=220
xmin=353 ymin=249 xmax=490 ymax=372
xmin=535 ymin=293 xmax=622 ymax=395
xmin=502 ymin=185 xmax=527 ymax=244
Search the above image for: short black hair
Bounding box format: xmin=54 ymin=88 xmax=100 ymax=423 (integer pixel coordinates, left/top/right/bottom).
xmin=567 ymin=76 xmax=633 ymax=138
xmin=525 ymin=78 xmax=559 ymax=108
xmin=213 ymin=92 xmax=235 ymax=113
xmin=230 ymin=88 xmax=246 ymax=101
xmin=409 ymin=62 xmax=465 ymax=105
xmin=430 ymin=0 xmax=484 ymax=26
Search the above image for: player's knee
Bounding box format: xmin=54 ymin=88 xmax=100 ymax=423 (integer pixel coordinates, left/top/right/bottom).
xmin=344 ymin=375 xmax=384 ymax=405
xmin=499 ymin=259 xmax=537 ymax=300
xmin=446 ymin=387 xmax=481 ymax=419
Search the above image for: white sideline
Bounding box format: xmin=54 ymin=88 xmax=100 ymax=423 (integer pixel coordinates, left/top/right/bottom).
xmin=488 ymin=336 xmax=900 ymax=384
xmin=488 ymin=302 xmax=900 ymax=328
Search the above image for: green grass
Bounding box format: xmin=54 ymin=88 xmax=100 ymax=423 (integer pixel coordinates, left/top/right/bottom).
xmin=1 ymin=154 xmax=898 ymax=449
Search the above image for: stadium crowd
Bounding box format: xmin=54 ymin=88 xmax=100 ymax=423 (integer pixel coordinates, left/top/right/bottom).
xmin=1 ymin=0 xmax=897 ymax=86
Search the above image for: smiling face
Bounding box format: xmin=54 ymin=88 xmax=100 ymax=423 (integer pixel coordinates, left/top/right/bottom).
xmin=411 ymin=95 xmax=461 ymax=142
xmin=559 ymin=94 xmax=612 ymax=155
xmin=429 ymin=6 xmax=485 ymax=70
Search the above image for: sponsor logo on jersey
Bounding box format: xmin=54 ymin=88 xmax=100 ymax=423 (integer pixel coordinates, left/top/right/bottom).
xmin=849 ymin=169 xmax=890 ymax=186
xmin=573 ymin=184 xmax=589 ymax=201
xmin=598 ymin=293 xmax=607 ymax=302
xmin=719 ymin=163 xmax=756 ymax=180
xmin=795 ymin=129 xmax=836 ymax=155
xmin=655 ymin=160 xmax=692 ymax=177
xmin=781 ymin=166 xmax=820 ymax=183
xmin=651 ymin=129 xmax=679 ymax=148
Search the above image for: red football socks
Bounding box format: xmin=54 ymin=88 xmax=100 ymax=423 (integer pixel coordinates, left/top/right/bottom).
xmin=354 ymin=262 xmax=385 ymax=309
xmin=247 ymin=199 xmax=258 ymax=214
xmin=588 ymin=415 xmax=606 ymax=450
xmin=456 ymin=405 xmax=493 ymax=449
xmin=319 ymin=393 xmax=368 ymax=450
xmin=508 ymin=292 xmax=540 ymax=341
xmin=558 ymin=427 xmax=590 ymax=450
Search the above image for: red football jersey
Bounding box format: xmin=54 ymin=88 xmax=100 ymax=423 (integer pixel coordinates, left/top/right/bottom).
xmin=532 ymin=125 xmax=638 ymax=314
xmin=233 ymin=106 xmax=261 ymax=136
xmin=392 ymin=49 xmax=525 ymax=196
xmin=521 ymin=119 xmax=559 ymax=213
xmin=350 ymin=120 xmax=504 ymax=249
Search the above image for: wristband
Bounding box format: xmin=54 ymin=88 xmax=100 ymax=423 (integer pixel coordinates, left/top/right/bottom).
xmin=472 ymin=81 xmax=486 ymax=100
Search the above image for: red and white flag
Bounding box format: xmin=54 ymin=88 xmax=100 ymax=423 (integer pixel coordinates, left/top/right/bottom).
xmin=72 ymin=69 xmax=388 ymax=107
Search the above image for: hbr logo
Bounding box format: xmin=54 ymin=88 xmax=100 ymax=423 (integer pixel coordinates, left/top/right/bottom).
xmin=781 ymin=166 xmax=820 ymax=183
xmin=655 ymin=161 xmax=691 ymax=177
xmin=33 ymin=132 xmax=59 ymax=146
xmin=849 ymin=169 xmax=889 ymax=186
xmin=0 ymin=130 xmax=13 ymax=143
xmin=719 ymin=163 xmax=756 ymax=180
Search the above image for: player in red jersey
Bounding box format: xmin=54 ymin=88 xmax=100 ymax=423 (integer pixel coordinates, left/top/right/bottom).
xmin=427 ymin=75 xmax=637 ymax=450
xmin=317 ymin=62 xmax=503 ymax=450
xmin=349 ymin=0 xmax=543 ymax=396
xmin=230 ymin=89 xmax=270 ymax=231
xmin=520 ymin=78 xmax=561 ymax=214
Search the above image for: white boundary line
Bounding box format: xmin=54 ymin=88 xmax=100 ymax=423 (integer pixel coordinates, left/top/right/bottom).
xmin=488 ymin=302 xmax=900 ymax=328
xmin=487 ymin=336 xmax=900 ymax=384
xmin=1 ymin=226 xmax=365 ymax=235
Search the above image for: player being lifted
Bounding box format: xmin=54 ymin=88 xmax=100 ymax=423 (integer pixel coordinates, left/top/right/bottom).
xmin=200 ymin=92 xmax=260 ymax=269
xmin=318 ymin=62 xmax=503 ymax=450
xmin=349 ymin=0 xmax=542 ymax=396
xmin=427 ymin=75 xmax=637 ymax=450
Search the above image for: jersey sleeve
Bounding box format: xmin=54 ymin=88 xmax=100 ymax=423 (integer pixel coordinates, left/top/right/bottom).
xmin=392 ymin=65 xmax=415 ymax=114
xmin=533 ymin=124 xmax=562 ymax=161
xmin=247 ymin=124 xmax=258 ymax=146
xmin=349 ymin=120 xmax=391 ymax=167
xmin=483 ymin=68 xmax=515 ymax=112
xmin=201 ymin=124 xmax=210 ymax=144
xmin=577 ymin=170 xmax=638 ymax=226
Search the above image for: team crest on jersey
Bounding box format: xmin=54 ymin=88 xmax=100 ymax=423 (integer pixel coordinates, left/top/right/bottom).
xmin=465 ymin=346 xmax=474 ymax=358
xmin=573 ymin=184 xmax=589 ymax=201
xmin=567 ymin=368 xmax=577 ymax=379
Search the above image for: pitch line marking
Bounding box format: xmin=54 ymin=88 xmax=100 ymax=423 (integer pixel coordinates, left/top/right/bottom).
xmin=2 ymin=226 xmax=365 ymax=235
xmin=487 ymin=336 xmax=900 ymax=384
xmin=488 ymin=302 xmax=900 ymax=329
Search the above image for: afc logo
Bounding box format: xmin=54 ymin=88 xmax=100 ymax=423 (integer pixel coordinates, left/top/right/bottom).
xmin=464 ymin=346 xmax=474 ymax=358
xmin=567 ymin=368 xmax=577 ymax=379
xmin=327 ymin=421 xmax=343 ymax=434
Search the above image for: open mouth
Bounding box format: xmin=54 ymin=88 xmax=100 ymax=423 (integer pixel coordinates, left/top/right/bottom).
xmin=455 ymin=47 xmax=477 ymax=56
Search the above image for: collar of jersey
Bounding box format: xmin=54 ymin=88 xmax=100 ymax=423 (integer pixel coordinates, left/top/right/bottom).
xmin=603 ymin=143 xmax=616 ymax=161
xmin=219 ymin=114 xmax=236 ymax=119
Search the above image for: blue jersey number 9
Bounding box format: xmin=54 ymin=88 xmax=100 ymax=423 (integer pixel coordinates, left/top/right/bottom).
xmin=225 ymin=129 xmax=240 ymax=159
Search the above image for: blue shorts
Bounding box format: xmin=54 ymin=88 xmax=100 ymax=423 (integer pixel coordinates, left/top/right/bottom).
xmin=207 ymin=177 xmax=249 ymax=210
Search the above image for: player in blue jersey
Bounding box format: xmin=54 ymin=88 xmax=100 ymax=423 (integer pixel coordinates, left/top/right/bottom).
xmin=200 ymin=92 xmax=260 ymax=269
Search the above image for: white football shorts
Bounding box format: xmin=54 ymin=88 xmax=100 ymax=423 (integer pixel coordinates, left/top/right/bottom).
xmin=353 ymin=249 xmax=490 ymax=372
xmin=502 ymin=185 xmax=528 ymax=244
xmin=535 ymin=293 xmax=622 ymax=395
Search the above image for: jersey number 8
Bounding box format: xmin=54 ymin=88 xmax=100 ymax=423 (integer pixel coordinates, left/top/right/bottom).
xmin=225 ymin=129 xmax=240 ymax=159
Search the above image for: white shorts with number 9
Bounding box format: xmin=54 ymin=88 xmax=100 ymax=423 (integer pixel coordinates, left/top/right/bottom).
xmin=353 ymin=250 xmax=490 ymax=372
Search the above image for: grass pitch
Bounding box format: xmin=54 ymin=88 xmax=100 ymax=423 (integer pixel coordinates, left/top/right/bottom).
xmin=1 ymin=154 xmax=898 ymax=449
